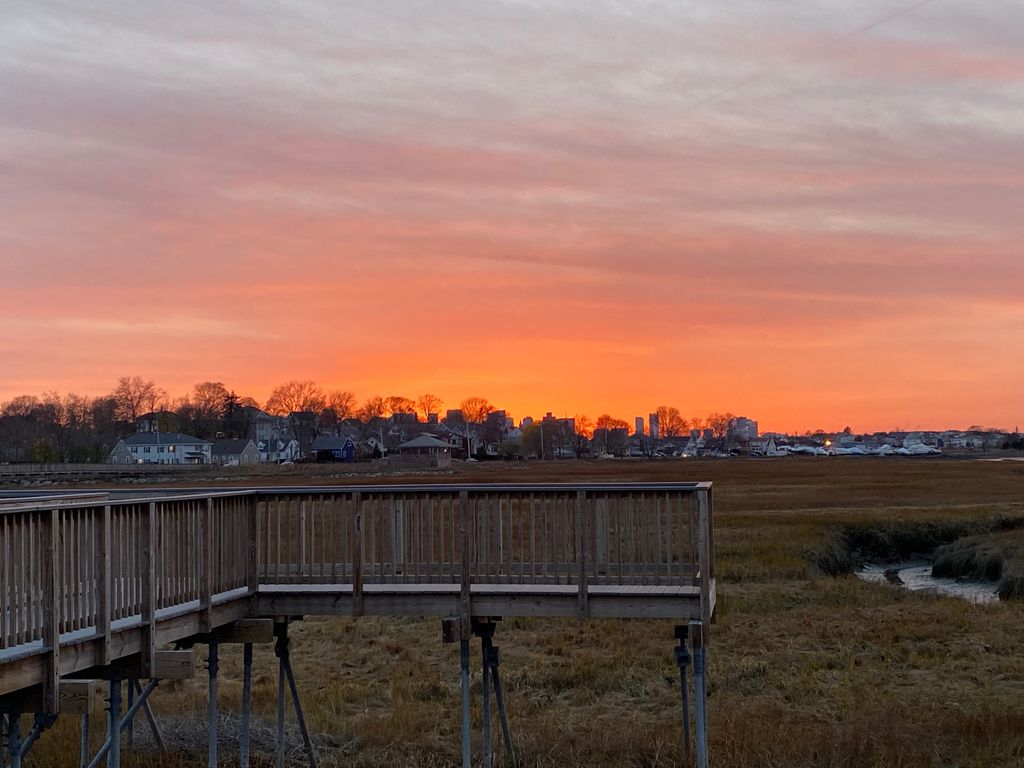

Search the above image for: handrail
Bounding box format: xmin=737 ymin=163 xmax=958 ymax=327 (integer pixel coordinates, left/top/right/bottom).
xmin=0 ymin=482 xmax=715 ymax=712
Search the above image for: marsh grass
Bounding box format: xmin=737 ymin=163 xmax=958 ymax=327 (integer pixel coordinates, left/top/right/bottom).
xmin=20 ymin=458 xmax=1024 ymax=766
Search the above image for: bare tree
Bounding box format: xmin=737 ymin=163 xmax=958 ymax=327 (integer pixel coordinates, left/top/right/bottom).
xmin=655 ymin=406 xmax=688 ymax=437
xmin=113 ymin=376 xmax=166 ymax=423
xmin=357 ymin=396 xmax=386 ymax=423
xmin=573 ymin=414 xmax=594 ymax=458
xmin=416 ymin=393 xmax=443 ymax=421
xmin=460 ymin=396 xmax=494 ymax=424
xmin=383 ymin=396 xmax=416 ymax=417
xmin=325 ymin=390 xmax=357 ymax=420
xmin=706 ymin=412 xmax=735 ymax=439
xmin=265 ymin=380 xmax=326 ymax=416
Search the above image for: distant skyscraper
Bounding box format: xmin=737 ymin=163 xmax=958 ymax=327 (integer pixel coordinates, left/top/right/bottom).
xmin=728 ymin=416 xmax=759 ymax=441
xmin=648 ymin=412 xmax=660 ymax=440
xmin=635 ymin=416 xmax=645 ymax=437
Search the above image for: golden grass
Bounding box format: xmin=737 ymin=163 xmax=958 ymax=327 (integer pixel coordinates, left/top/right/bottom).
xmin=21 ymin=458 xmax=1024 ymax=766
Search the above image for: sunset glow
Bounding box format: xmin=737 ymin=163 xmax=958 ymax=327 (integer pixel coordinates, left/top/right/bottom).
xmin=2 ymin=1 xmax=1022 ymax=432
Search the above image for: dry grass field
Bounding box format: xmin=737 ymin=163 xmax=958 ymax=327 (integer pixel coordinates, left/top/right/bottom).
xmin=22 ymin=458 xmax=1024 ymax=767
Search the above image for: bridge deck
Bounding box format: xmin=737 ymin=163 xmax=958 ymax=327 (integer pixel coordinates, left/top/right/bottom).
xmin=0 ymin=483 xmax=715 ymax=709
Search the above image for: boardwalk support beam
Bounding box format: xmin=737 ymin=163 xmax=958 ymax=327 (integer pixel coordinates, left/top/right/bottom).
xmin=675 ymin=625 xmax=692 ymax=766
xmin=207 ymin=642 xmax=219 ymax=768
xmin=83 ymin=680 xmax=160 ymax=768
xmin=241 ymin=642 xmax=253 ymax=768
xmin=690 ymin=620 xmax=708 ymax=768
xmin=274 ymin=621 xmax=318 ymax=768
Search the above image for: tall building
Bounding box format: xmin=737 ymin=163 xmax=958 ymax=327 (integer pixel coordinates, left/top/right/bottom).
xmin=634 ymin=416 xmax=645 ymax=437
xmin=648 ymin=412 xmax=660 ymax=440
xmin=728 ymin=416 xmax=759 ymax=441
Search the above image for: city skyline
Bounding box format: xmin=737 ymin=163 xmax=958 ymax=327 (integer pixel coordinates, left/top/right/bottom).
xmin=2 ymin=1 xmax=1022 ymax=433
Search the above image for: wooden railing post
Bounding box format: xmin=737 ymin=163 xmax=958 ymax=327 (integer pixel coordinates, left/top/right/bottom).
xmin=97 ymin=505 xmax=111 ymax=665
xmin=200 ymin=497 xmax=214 ymax=632
xmin=696 ymin=489 xmax=711 ymax=634
xmin=141 ymin=502 xmax=157 ymax=677
xmin=459 ymin=491 xmax=471 ymax=642
xmin=576 ymin=491 xmax=589 ymax=618
xmin=248 ymin=494 xmax=260 ymax=601
xmin=352 ymin=493 xmax=363 ymax=617
xmin=42 ymin=508 xmax=60 ymax=714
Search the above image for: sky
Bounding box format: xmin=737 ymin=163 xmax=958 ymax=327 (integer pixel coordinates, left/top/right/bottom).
xmin=1 ymin=0 xmax=1022 ymax=433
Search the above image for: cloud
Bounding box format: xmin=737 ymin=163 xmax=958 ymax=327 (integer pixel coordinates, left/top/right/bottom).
xmin=1 ymin=0 xmax=1021 ymax=430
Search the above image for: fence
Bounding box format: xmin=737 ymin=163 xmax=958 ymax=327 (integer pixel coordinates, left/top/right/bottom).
xmin=0 ymin=483 xmax=714 ymax=707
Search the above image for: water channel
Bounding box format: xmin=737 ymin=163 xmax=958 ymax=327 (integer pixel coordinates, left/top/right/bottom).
xmin=857 ymin=560 xmax=999 ymax=604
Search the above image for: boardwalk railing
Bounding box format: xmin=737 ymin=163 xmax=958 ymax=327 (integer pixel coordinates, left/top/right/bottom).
xmin=258 ymin=484 xmax=712 ymax=588
xmin=0 ymin=463 xmax=207 ymax=476
xmin=0 ymin=483 xmax=714 ymax=709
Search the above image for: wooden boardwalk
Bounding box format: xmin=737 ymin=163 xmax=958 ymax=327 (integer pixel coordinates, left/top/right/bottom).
xmin=0 ymin=482 xmax=716 ymax=710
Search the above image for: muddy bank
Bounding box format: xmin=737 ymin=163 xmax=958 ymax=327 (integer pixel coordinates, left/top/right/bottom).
xmin=815 ymin=516 xmax=1024 ymax=600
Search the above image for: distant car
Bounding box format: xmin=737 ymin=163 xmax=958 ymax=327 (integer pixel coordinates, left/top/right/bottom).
xmin=278 ymin=460 xmax=295 ymax=467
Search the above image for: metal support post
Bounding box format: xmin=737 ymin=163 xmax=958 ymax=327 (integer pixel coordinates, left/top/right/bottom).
xmin=7 ymin=713 xmax=21 ymax=768
xmin=460 ymin=636 xmax=471 ymax=768
xmin=283 ymin=649 xmax=318 ymax=767
xmin=108 ymin=679 xmax=122 ymax=768
xmin=241 ymin=642 xmax=253 ymax=768
xmin=481 ymin=633 xmax=492 ymax=768
xmin=84 ymin=680 xmax=160 ymax=768
xmin=208 ymin=642 xmax=219 ymax=768
xmin=126 ymin=679 xmax=135 ymax=749
xmin=675 ymin=625 xmax=692 ymax=766
xmin=80 ymin=713 xmax=90 ymax=768
xmin=689 ymin=621 xmax=708 ymax=768
xmin=487 ymin=646 xmax=515 ymax=767
xmin=133 ymin=679 xmax=165 ymax=751
xmin=275 ymin=621 xmax=317 ymax=767
xmin=276 ymin=629 xmax=286 ymax=768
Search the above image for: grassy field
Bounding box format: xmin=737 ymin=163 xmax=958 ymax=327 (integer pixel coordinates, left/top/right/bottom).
xmin=23 ymin=457 xmax=1024 ymax=766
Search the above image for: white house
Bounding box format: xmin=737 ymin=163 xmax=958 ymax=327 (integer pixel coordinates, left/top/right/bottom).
xmin=108 ymin=433 xmax=212 ymax=465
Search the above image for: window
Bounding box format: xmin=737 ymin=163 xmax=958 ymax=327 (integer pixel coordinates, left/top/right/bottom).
xmin=131 ymin=447 xmax=138 ymax=453
xmin=158 ymin=446 xmax=164 ymax=453
xmin=168 ymin=446 xmax=175 ymax=453
xmin=144 ymin=447 xmax=151 ymax=454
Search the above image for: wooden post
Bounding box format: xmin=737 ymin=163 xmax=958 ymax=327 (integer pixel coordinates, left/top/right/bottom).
xmin=575 ymin=491 xmax=588 ymax=618
xmin=459 ymin=491 xmax=471 ymax=643
xmin=352 ymin=493 xmax=363 ymax=617
xmin=696 ymin=489 xmax=711 ymax=636
xmin=247 ymin=495 xmax=259 ymax=599
xmin=41 ymin=509 xmax=60 ymax=714
xmin=97 ymin=506 xmax=112 ymax=666
xmin=141 ymin=503 xmax=157 ymax=677
xmin=200 ymin=498 xmax=213 ymax=633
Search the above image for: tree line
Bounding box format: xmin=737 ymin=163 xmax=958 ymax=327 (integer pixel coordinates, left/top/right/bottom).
xmin=0 ymin=376 xmax=734 ymax=462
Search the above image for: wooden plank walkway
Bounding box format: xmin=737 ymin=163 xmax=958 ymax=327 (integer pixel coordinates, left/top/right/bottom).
xmin=0 ymin=483 xmax=715 ymax=710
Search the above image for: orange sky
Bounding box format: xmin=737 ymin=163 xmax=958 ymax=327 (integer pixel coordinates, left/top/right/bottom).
xmin=1 ymin=1 xmax=1022 ymax=433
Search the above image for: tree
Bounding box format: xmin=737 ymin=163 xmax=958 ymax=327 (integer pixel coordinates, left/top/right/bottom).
xmin=520 ymin=423 xmax=542 ymax=458
xmin=706 ymin=412 xmax=735 ymax=439
xmin=357 ymin=396 xmax=386 ymax=422
xmin=383 ymin=396 xmax=416 ymax=417
xmin=573 ymin=415 xmax=594 ymax=458
xmin=460 ymin=397 xmax=494 ymax=424
xmin=594 ymin=414 xmax=630 ymax=456
xmin=324 ymin=390 xmax=357 ymax=420
xmin=265 ymin=380 xmax=325 ymax=416
xmin=417 ymin=393 xmax=443 ymax=421
xmin=654 ymin=406 xmax=688 ymax=437
xmin=112 ymin=376 xmax=166 ymax=423
xmin=192 ymin=382 xmax=229 ymax=421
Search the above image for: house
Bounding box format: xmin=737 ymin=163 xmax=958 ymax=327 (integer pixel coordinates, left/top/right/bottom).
xmin=211 ymin=439 xmax=260 ymax=466
xmin=396 ymin=434 xmax=452 ymax=469
xmin=108 ymin=433 xmax=212 ymax=465
xmin=310 ymin=435 xmax=356 ymax=462
xmin=256 ymin=438 xmax=301 ymax=464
